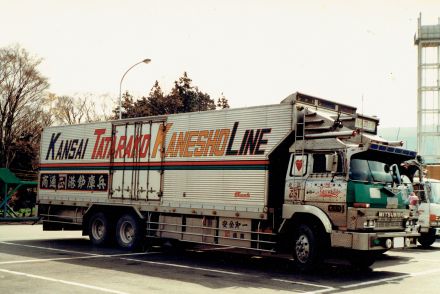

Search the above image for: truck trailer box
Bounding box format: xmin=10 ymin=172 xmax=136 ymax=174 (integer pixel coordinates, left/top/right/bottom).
xmin=39 ymin=102 xmax=295 ymax=218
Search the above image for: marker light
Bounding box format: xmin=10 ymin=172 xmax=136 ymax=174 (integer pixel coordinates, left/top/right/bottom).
xmin=353 ymin=203 xmax=370 ymax=208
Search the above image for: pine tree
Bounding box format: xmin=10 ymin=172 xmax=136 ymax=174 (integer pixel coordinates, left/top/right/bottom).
xmin=216 ymin=93 xmax=230 ymax=109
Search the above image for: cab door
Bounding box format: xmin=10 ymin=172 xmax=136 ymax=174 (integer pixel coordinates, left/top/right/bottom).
xmin=285 ymin=153 xmax=309 ymax=202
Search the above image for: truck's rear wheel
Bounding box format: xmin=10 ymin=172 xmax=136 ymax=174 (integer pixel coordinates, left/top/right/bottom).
xmin=418 ymin=232 xmax=437 ymax=248
xmin=89 ymin=212 xmax=112 ymax=246
xmin=293 ymin=224 xmax=323 ymax=272
xmin=115 ymin=213 xmax=143 ymax=251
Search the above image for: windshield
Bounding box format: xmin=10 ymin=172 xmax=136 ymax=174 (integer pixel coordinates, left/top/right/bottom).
xmin=349 ymin=159 xmax=393 ymax=183
xmin=428 ymin=182 xmax=440 ymax=204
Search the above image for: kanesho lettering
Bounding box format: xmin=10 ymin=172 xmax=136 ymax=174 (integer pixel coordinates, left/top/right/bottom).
xmin=167 ymin=129 xmax=230 ymax=157
xmin=166 ymin=122 xmax=272 ymax=158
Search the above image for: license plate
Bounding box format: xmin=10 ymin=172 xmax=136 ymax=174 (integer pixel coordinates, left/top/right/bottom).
xmin=393 ymin=237 xmax=404 ymax=248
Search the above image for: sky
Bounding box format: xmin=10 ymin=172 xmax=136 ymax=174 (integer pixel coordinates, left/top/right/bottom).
xmin=1 ymin=0 xmax=439 ymax=127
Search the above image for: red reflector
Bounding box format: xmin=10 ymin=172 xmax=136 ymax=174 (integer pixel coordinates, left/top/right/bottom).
xmin=353 ymin=203 xmax=370 ymax=208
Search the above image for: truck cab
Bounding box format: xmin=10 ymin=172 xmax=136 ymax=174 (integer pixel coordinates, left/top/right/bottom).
xmin=412 ymin=178 xmax=440 ymax=247
xmin=280 ymin=103 xmax=419 ymax=270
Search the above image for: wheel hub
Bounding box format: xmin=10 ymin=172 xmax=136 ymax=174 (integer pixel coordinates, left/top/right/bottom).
xmin=120 ymin=221 xmax=134 ymax=244
xmin=92 ymin=219 xmax=105 ymax=240
xmin=295 ymin=234 xmax=310 ymax=263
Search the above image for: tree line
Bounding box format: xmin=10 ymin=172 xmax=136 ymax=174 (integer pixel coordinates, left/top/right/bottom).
xmin=0 ymin=45 xmax=230 ymax=176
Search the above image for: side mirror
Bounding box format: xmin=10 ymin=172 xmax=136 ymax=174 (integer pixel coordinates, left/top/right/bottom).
xmin=391 ymin=164 xmax=401 ymax=185
xmin=425 ymin=182 xmax=432 ymax=198
xmin=325 ymin=153 xmax=338 ymax=173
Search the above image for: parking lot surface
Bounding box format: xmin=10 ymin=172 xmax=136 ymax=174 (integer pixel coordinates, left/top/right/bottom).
xmin=1 ymin=224 xmax=440 ymax=293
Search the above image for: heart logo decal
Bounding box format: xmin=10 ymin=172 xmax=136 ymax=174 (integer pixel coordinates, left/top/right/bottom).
xmin=295 ymin=159 xmax=303 ymax=171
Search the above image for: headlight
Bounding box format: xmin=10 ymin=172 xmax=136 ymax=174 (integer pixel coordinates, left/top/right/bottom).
xmin=405 ymin=219 xmax=416 ymax=227
xmin=363 ymin=219 xmax=376 ymax=228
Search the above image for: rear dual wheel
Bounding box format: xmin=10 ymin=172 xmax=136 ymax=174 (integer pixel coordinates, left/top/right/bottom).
xmin=115 ymin=213 xmax=144 ymax=251
xmin=89 ymin=212 xmax=113 ymax=246
xmin=88 ymin=212 xmax=144 ymax=251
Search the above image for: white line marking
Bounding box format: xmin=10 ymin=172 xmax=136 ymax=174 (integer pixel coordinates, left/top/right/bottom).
xmin=0 ymin=268 xmax=129 ymax=294
xmin=0 ymin=241 xmax=97 ymax=256
xmin=0 ymin=252 xmax=156 ymax=265
xmin=339 ymin=267 xmax=440 ymax=290
xmin=121 ymin=257 xmax=245 ymax=276
xmin=340 ymin=274 xmax=412 ymax=289
xmin=302 ymin=289 xmax=338 ymax=294
xmin=271 ymin=278 xmax=335 ymax=290
xmin=277 ymin=267 xmax=440 ymax=294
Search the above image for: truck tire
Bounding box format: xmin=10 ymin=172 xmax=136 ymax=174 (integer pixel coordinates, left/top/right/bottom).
xmin=418 ymin=232 xmax=437 ymax=248
xmin=292 ymin=224 xmax=323 ymax=272
xmin=115 ymin=213 xmax=143 ymax=251
xmin=89 ymin=212 xmax=112 ymax=246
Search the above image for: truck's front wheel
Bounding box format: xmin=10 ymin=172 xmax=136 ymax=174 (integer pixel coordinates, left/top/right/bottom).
xmin=115 ymin=214 xmax=143 ymax=251
xmin=418 ymin=232 xmax=437 ymax=248
xmin=89 ymin=212 xmax=112 ymax=246
xmin=293 ymin=224 xmax=323 ymax=272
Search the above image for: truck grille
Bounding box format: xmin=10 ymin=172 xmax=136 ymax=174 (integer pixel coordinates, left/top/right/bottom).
xmin=376 ymin=219 xmax=404 ymax=229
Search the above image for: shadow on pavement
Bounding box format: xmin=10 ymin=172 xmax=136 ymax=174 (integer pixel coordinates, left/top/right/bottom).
xmin=1 ymin=236 xmax=436 ymax=292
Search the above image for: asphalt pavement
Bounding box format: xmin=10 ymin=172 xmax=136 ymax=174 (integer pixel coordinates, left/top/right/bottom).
xmin=0 ymin=224 xmax=440 ymax=294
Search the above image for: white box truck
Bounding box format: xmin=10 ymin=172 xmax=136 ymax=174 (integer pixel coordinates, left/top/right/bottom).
xmin=400 ymin=159 xmax=440 ymax=247
xmin=37 ymin=92 xmax=420 ymax=271
xmin=414 ymin=178 xmax=440 ymax=246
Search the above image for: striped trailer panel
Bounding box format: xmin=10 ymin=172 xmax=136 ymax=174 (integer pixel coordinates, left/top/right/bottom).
xmin=161 ymin=103 xmax=294 ymax=212
xmin=39 ymin=121 xmax=113 ymax=203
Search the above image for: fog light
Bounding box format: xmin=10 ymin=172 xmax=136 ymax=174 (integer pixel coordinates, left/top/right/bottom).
xmin=373 ymin=239 xmax=381 ymax=246
xmin=385 ymin=238 xmax=393 ymax=249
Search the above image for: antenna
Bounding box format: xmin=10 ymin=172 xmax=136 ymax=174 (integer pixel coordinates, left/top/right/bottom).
xmin=362 ymin=93 xmax=364 ymax=117
xmin=361 ymin=94 xmax=364 ymax=144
